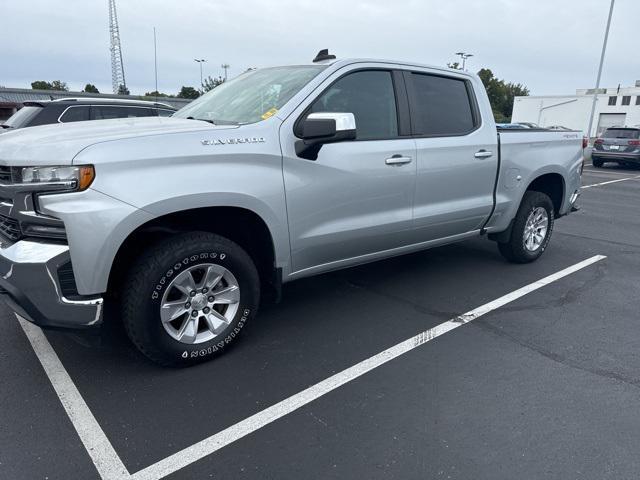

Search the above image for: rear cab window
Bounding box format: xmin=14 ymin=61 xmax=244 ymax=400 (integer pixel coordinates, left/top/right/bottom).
xmin=407 ymin=72 xmax=478 ymax=136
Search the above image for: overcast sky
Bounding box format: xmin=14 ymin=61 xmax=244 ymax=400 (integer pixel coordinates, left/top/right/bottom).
xmin=1 ymin=0 xmax=638 ymax=96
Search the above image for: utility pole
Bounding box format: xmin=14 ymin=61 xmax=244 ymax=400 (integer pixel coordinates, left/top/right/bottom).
xmin=194 ymin=59 xmax=206 ymax=91
xmin=153 ymin=27 xmax=158 ymax=99
xmin=221 ymin=63 xmax=230 ymax=81
xmin=454 ymin=52 xmax=473 ymax=70
xmin=586 ymin=0 xmax=615 ymax=140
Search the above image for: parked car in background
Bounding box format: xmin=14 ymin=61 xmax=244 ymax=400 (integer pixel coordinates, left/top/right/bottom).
xmin=0 ymin=98 xmax=176 ymax=132
xmin=547 ymin=125 xmax=572 ymax=131
xmin=592 ymin=127 xmax=640 ymax=168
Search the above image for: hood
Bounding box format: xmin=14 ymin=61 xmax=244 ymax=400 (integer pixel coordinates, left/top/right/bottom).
xmin=0 ymin=117 xmax=236 ymax=166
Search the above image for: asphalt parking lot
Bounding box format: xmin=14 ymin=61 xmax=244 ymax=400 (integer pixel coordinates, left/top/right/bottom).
xmin=2 ymin=163 xmax=640 ymax=480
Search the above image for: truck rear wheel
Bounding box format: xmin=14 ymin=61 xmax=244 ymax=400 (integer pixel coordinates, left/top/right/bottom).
xmin=497 ymin=191 xmax=555 ymax=264
xmin=121 ymin=232 xmax=260 ymax=366
xmin=592 ymin=158 xmax=604 ymax=168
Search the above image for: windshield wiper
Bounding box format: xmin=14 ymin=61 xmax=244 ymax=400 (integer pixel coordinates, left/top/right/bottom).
xmin=186 ymin=116 xmax=215 ymax=125
xmin=185 ymin=117 xmax=240 ymax=126
xmin=0 ymin=124 xmax=13 ymax=129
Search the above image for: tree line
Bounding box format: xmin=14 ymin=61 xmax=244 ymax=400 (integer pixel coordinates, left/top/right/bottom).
xmin=29 ymin=75 xmax=226 ymax=100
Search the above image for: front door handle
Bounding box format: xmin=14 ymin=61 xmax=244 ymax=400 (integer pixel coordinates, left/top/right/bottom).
xmin=474 ymin=150 xmax=493 ymax=159
xmin=385 ymin=155 xmax=413 ymax=166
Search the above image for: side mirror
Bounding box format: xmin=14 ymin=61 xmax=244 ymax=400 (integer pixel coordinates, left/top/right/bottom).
xmin=295 ymin=112 xmax=357 ymax=160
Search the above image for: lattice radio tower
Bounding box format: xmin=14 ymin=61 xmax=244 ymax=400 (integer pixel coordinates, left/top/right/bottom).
xmin=108 ymin=0 xmax=127 ymax=94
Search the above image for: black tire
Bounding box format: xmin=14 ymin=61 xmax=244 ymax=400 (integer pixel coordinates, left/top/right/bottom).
xmin=121 ymin=232 xmax=260 ymax=366
xmin=497 ymin=191 xmax=554 ymax=264
xmin=592 ymin=158 xmax=604 ymax=168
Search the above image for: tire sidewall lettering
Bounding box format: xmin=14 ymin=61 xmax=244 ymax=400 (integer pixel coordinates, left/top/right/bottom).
xmin=151 ymin=251 xmax=227 ymax=301
xmin=182 ymin=308 xmax=250 ymax=359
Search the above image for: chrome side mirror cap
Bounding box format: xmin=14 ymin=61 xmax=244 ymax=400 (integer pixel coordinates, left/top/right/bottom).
xmin=295 ymin=112 xmax=357 ymax=160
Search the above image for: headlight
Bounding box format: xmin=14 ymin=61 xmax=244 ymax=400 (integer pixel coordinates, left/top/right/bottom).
xmin=17 ymin=165 xmax=95 ymax=191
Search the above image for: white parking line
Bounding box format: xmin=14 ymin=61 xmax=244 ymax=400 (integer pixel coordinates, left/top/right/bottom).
xmin=130 ymin=254 xmax=607 ymax=480
xmin=19 ymin=254 xmax=606 ymax=480
xmin=17 ymin=317 xmax=131 ymax=480
xmin=581 ymin=175 xmax=640 ymax=189
xmin=582 ymin=168 xmax=638 ymax=176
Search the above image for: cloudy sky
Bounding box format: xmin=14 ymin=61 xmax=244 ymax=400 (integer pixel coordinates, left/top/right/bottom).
xmin=1 ymin=0 xmax=638 ymax=96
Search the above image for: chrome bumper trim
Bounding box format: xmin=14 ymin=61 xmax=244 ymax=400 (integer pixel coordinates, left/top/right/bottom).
xmin=0 ymin=239 xmax=103 ymax=328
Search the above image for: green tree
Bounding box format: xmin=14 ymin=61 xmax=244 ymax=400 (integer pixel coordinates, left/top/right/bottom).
xmin=203 ymin=75 xmax=224 ymax=92
xmin=447 ymin=61 xmax=461 ymax=70
xmin=177 ymin=86 xmax=200 ymax=99
xmin=83 ymin=84 xmax=99 ymax=93
xmin=31 ymin=80 xmax=68 ymax=91
xmin=31 ymin=80 xmax=52 ymax=90
xmin=477 ymin=68 xmax=529 ymax=123
xmin=50 ymin=80 xmax=68 ymax=91
xmin=144 ymin=90 xmax=171 ymax=97
xmin=117 ymin=84 xmax=130 ymax=95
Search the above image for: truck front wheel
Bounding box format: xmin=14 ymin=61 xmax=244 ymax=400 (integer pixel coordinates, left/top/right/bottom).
xmin=497 ymin=191 xmax=555 ymax=264
xmin=121 ymin=232 xmax=260 ymax=366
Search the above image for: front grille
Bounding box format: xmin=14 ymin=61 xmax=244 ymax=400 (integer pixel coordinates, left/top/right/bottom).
xmin=0 ymin=166 xmax=12 ymax=184
xmin=0 ymin=214 xmax=21 ymax=241
xmin=57 ymin=262 xmax=79 ymax=299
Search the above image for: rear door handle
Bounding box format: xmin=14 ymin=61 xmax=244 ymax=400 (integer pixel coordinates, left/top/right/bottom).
xmin=474 ymin=150 xmax=493 ymax=159
xmin=385 ymin=155 xmax=413 ymax=166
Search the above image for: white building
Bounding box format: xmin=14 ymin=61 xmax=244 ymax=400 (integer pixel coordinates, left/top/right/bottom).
xmin=512 ymin=82 xmax=640 ymax=137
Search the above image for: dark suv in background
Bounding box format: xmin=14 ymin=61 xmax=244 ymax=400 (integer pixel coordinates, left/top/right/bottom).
xmin=592 ymin=127 xmax=640 ymax=168
xmin=0 ymin=98 xmax=176 ymax=132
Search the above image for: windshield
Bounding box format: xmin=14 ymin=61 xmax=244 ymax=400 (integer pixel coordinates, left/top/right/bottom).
xmin=603 ymin=128 xmax=640 ymax=139
xmin=4 ymin=105 xmax=43 ymax=128
xmin=174 ymin=66 xmax=326 ymax=125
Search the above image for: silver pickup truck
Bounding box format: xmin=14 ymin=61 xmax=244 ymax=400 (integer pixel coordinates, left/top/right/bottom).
xmin=0 ymin=54 xmax=583 ymax=365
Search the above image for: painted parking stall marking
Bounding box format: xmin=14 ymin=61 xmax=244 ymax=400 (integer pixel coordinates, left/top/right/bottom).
xmin=18 ymin=317 xmax=130 ymax=480
xmin=582 ymin=174 xmax=640 ymax=189
xmin=19 ymin=255 xmax=606 ymax=480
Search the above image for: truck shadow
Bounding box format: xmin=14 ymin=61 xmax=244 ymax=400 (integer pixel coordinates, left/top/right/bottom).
xmin=47 ymin=236 xmax=513 ymax=372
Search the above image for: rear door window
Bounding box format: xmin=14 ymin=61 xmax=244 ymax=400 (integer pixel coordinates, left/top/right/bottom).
xmin=90 ymin=106 xmax=155 ymax=120
xmin=409 ymin=73 xmax=477 ymax=136
xmin=59 ymin=106 xmax=90 ymax=123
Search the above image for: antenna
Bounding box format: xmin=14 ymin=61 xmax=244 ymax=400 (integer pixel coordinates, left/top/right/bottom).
xmin=109 ymin=0 xmax=127 ymax=94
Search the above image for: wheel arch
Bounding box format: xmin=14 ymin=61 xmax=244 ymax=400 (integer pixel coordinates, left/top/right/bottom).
xmin=525 ymin=171 xmax=566 ymax=215
xmin=106 ymin=203 xmax=285 ymax=302
xmin=489 ymin=170 xmax=566 ymax=243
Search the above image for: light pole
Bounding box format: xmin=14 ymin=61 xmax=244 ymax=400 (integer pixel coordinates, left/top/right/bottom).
xmin=221 ymin=63 xmax=230 ymax=81
xmin=454 ymin=52 xmax=473 ymax=70
xmin=194 ymin=58 xmax=206 ymax=91
xmin=586 ymin=0 xmax=615 ymax=140
xmin=153 ymin=27 xmax=158 ymax=98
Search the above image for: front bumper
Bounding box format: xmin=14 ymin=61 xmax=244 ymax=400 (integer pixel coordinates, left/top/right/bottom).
xmin=0 ymin=238 xmax=103 ymax=328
